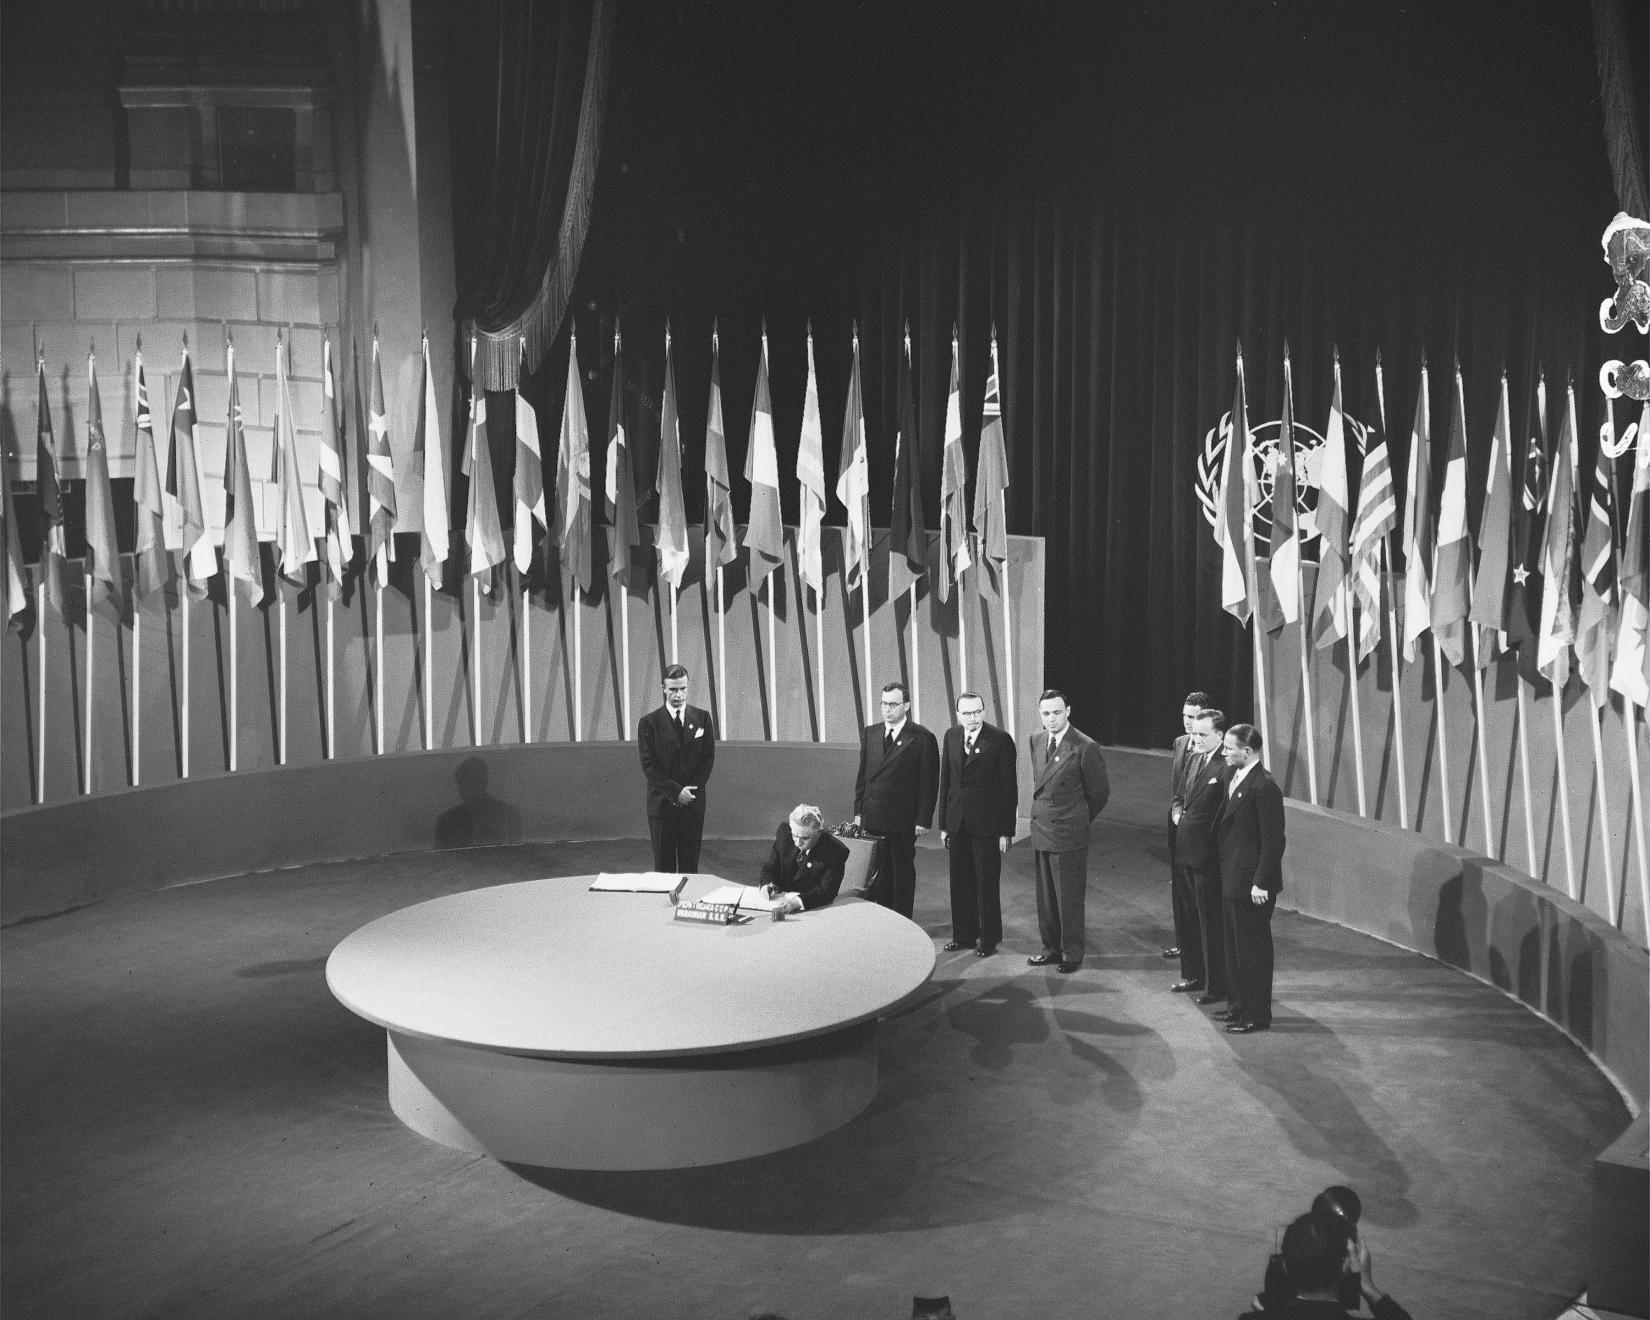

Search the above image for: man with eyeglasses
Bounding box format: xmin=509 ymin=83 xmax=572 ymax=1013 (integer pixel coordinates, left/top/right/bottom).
xmin=637 ymin=664 xmax=715 ymax=873
xmin=854 ymin=680 xmax=939 ymax=919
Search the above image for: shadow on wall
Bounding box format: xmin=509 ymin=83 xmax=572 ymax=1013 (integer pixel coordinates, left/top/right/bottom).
xmin=435 ymin=757 xmax=523 ymax=849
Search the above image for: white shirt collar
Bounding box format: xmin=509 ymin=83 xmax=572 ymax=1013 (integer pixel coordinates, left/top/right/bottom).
xmin=1229 ymin=758 xmax=1259 ymax=791
xmin=885 ymin=717 xmax=908 ymax=741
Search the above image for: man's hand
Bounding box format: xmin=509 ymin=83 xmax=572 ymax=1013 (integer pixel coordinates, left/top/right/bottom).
xmin=1250 ymin=885 xmax=1269 ymax=906
xmin=914 ymin=825 xmax=929 ymax=837
xmin=853 ymin=814 xmax=862 ymax=827
xmin=676 ymin=785 xmax=698 ymax=806
xmin=940 ymin=830 xmax=950 ymax=848
xmin=998 ymin=836 xmax=1011 ymax=854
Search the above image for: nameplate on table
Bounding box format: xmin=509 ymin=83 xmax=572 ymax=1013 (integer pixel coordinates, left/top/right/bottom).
xmin=672 ymin=900 xmax=748 ymax=926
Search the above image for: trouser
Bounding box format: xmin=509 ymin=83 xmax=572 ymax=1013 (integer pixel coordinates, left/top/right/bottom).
xmin=1033 ymin=847 xmax=1089 ymax=962
xmin=1222 ymin=893 xmax=1275 ymax=1026
xmin=1193 ymin=868 xmax=1229 ymax=998
xmin=873 ymin=829 xmax=918 ymax=918
xmin=947 ymin=828 xmax=1003 ymax=948
xmin=648 ymin=806 xmax=704 ymax=873
xmin=1170 ymin=863 xmax=1204 ymax=981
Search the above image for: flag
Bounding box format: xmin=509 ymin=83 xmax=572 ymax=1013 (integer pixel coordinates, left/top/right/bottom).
xmin=889 ymin=329 xmax=927 ymax=597
xmin=796 ymin=327 xmax=827 ymax=596
xmin=2 ymin=430 xmax=27 ymax=628
xmin=1267 ymin=348 xmax=1301 ymax=632
xmin=1468 ymin=372 xmax=1514 ymax=664
xmin=1507 ymin=376 xmax=1549 ymax=656
xmin=972 ymin=329 xmax=1009 ymax=581
xmin=656 ymin=329 xmax=689 ymax=590
xmin=463 ymin=349 xmax=506 ymax=591
xmin=417 ymin=332 xmax=450 ymax=586
xmin=1431 ymin=362 xmax=1472 ymax=666
xmin=1575 ymin=404 xmax=1619 ymax=703
xmin=556 ymin=326 xmax=593 ymax=594
xmin=743 ymin=329 xmax=784 ymax=584
xmin=704 ymin=328 xmax=737 ymax=573
xmin=36 ymin=354 xmax=68 ymax=616
xmin=365 ymin=334 xmax=397 ymax=584
xmin=938 ymin=330 xmax=972 ymax=603
xmin=131 ymin=347 xmax=170 ymax=602
xmin=604 ymin=326 xmax=640 ymax=587
xmin=168 ymin=342 xmax=212 ymax=597
xmin=1348 ymin=358 xmax=1396 ymax=661
xmin=222 ymin=339 xmax=264 ymax=606
xmin=1311 ymin=350 xmax=1351 ymax=648
xmin=1536 ymin=386 xmax=1578 ymax=688
xmin=512 ymin=356 xmax=546 ymax=575
xmin=1215 ymin=347 xmax=1255 ymax=624
xmin=1611 ymin=400 xmax=1650 ymax=704
xmin=318 ymin=339 xmax=352 ymax=601
xmin=83 ymin=350 xmax=123 ymax=609
xmin=1401 ymin=359 xmax=1434 ymax=662
xmin=836 ymin=327 xmax=872 ymax=589
xmin=273 ymin=333 xmax=315 ymax=586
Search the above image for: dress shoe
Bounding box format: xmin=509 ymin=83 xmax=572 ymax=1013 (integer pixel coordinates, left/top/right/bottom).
xmin=942 ymin=940 xmax=969 ymax=952
xmin=1170 ymin=980 xmax=1204 ymax=994
xmin=1212 ymin=1009 xmax=1238 ymax=1021
xmin=1056 ymin=961 xmax=1081 ymax=973
xmin=1160 ymin=947 xmax=1180 ymax=959
xmin=1027 ymin=952 xmax=1058 ymax=966
xmin=1195 ymin=993 xmax=1226 ymax=1006
xmin=1225 ymin=1021 xmax=1270 ymax=1034
xmin=974 ymin=945 xmax=996 ymax=958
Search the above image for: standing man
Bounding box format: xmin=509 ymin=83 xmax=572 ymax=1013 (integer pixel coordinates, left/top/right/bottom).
xmin=1027 ymin=689 xmax=1110 ymax=973
xmin=854 ymin=680 xmax=940 ymax=919
xmin=1172 ymin=709 xmax=1232 ymax=1005
xmin=1213 ymin=722 xmax=1286 ymax=1034
xmin=1164 ymin=690 xmax=1213 ymax=963
xmin=637 ymin=664 xmax=715 ymax=873
xmin=937 ymin=691 xmax=1018 ymax=957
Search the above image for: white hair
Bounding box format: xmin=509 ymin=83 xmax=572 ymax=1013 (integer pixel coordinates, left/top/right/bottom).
xmin=789 ymin=804 xmax=824 ymax=830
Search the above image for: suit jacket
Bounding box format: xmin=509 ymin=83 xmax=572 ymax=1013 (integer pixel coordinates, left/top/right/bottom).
xmin=854 ymin=720 xmax=940 ymax=834
xmin=937 ymin=722 xmax=1017 ymax=838
xmin=637 ymin=704 xmax=715 ymax=819
xmin=758 ymin=824 xmax=851 ymax=910
xmin=1171 ymin=753 xmax=1231 ymax=873
xmin=1027 ymin=725 xmax=1109 ymax=852
xmin=1214 ymin=764 xmax=1286 ymax=899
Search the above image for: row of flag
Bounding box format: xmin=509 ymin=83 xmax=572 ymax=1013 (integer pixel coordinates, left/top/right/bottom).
xmin=1215 ymin=345 xmax=1650 ymax=709
xmin=3 ymin=319 xmax=1018 ymax=628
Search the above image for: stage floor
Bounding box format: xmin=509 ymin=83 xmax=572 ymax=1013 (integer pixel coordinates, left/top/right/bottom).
xmin=1 ymin=815 xmax=1630 ymax=1319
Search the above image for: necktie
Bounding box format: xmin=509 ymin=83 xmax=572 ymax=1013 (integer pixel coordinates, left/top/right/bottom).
xmin=1046 ymin=738 xmax=1057 ymax=765
xmin=965 ymin=735 xmax=975 ymax=755
xmin=884 ymin=729 xmax=894 ymax=751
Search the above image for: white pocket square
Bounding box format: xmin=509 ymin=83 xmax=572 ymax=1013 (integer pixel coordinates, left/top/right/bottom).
xmin=693 ymin=727 xmax=704 ymax=738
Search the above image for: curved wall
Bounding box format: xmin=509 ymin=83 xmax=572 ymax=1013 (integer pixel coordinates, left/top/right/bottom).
xmin=4 ymin=743 xmax=1644 ymax=1109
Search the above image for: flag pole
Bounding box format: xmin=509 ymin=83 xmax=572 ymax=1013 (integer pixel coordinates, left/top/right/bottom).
xmin=522 ymin=579 xmax=532 ymax=742
xmin=132 ymin=602 xmax=142 ymax=786
xmin=36 ymin=580 xmax=46 ymax=802
xmin=1427 ymin=636 xmax=1453 ymax=843
xmin=765 ymin=573 xmax=776 ymax=739
xmin=1549 ymin=682 xmax=1578 ymax=899
xmin=374 ymin=553 xmax=385 ymax=755
xmin=573 ymin=579 xmax=584 ymax=742
xmin=1626 ymin=700 xmax=1650 ymax=942
xmin=278 ymin=585 xmax=288 ymax=765
xmin=959 ymin=560 xmax=970 ymax=696
xmin=1346 ymin=582 xmax=1368 ymax=816
xmin=1588 ymin=703 xmax=1619 ymax=922
xmin=1470 ymin=631 xmax=1496 ymax=853
xmin=861 ymin=574 xmax=873 ymax=727
xmin=1252 ymin=622 xmax=1271 ymax=757
xmin=670 ymin=582 xmax=680 ymax=666
xmin=325 ymin=593 xmax=335 ymax=759
xmin=228 ymin=567 xmax=239 ymax=772
xmin=1514 ymin=667 xmax=1538 ymax=870
xmin=620 ymin=580 xmax=631 ymax=738
xmin=716 ymin=566 xmax=726 ymax=734
xmin=81 ymin=567 xmax=93 ymax=793
xmin=422 ymin=576 xmax=433 ymax=750
xmin=1296 ymin=603 xmax=1319 ymax=804
xmin=815 ymin=581 xmax=825 ymax=739
xmin=909 ymin=580 xmax=921 ymax=728
xmin=1002 ymin=515 xmax=1015 ymax=739
xmin=181 ymin=587 xmax=191 ymax=779
xmin=471 ymin=575 xmax=482 ymax=745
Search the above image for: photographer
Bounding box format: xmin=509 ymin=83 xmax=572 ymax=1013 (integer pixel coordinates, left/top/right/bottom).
xmin=1240 ymin=1207 xmax=1412 ymax=1320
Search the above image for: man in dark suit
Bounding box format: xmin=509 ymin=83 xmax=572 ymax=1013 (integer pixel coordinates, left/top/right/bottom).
xmin=760 ymin=803 xmax=852 ymax=913
xmin=1173 ymin=709 xmax=1232 ymax=1006
xmin=1213 ymin=722 xmax=1286 ymax=1033
xmin=854 ymin=680 xmax=940 ymax=919
xmin=937 ymin=691 xmax=1017 ymax=957
xmin=1165 ymin=689 xmax=1214 ymax=966
xmin=1026 ymin=689 xmax=1110 ymax=972
xmin=637 ymin=664 xmax=715 ymax=872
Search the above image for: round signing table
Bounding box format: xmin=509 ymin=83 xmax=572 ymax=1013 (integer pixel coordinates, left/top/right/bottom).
xmin=326 ymin=876 xmax=936 ymax=1170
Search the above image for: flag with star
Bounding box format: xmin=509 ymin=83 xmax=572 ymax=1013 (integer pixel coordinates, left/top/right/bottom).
xmin=365 ymin=334 xmax=397 ymax=585
xmin=1347 ymin=353 xmax=1396 ymax=661
xmin=1506 ymin=375 xmax=1549 ymax=657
